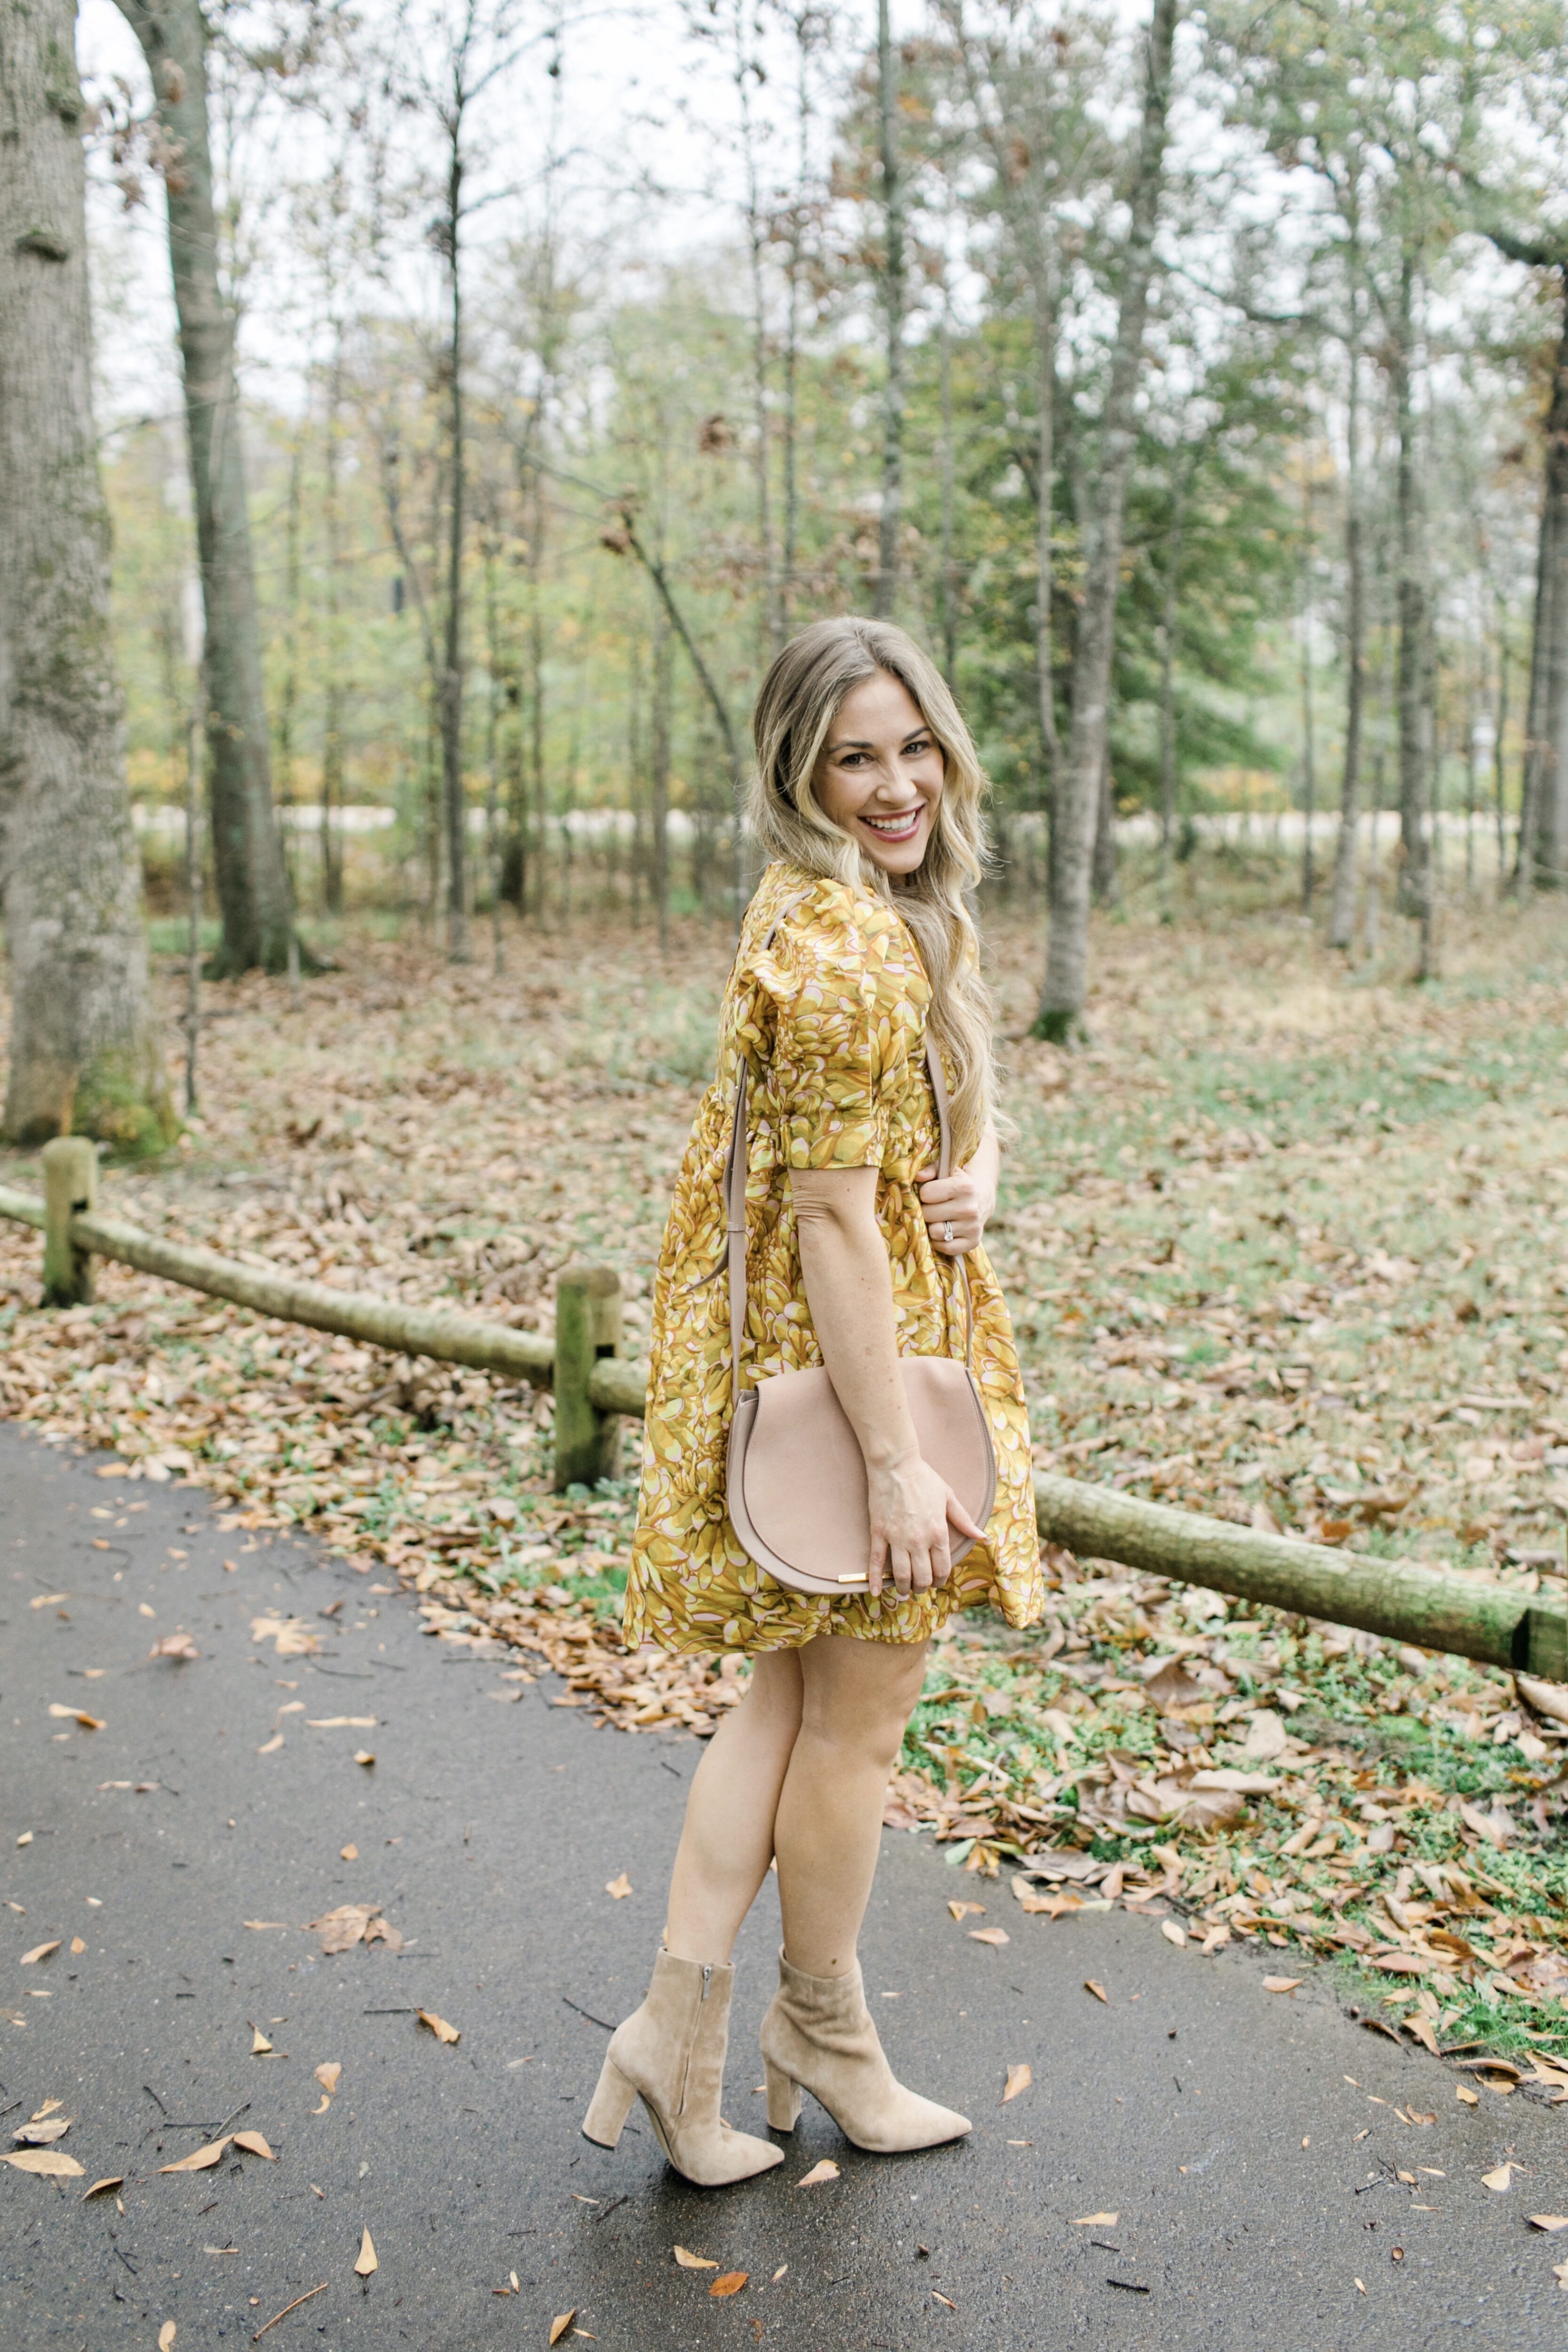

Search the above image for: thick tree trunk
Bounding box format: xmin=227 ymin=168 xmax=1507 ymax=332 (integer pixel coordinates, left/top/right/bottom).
xmin=1329 ymin=291 xmax=1365 ymax=947
xmin=1391 ymin=253 xmax=1431 ymax=922
xmin=439 ymin=140 xmax=469 ymax=961
xmin=1032 ymin=259 xmax=1060 ymax=825
xmin=115 ymin=0 xmax=294 ymax=976
xmin=1035 ymin=0 xmax=1176 ymax=1039
xmin=873 ymin=0 xmax=906 ymax=618
xmin=319 ymin=341 xmax=345 ymax=914
xmin=1090 ymin=743 xmax=1117 ymax=905
xmin=0 ymin=0 xmax=174 ymax=1152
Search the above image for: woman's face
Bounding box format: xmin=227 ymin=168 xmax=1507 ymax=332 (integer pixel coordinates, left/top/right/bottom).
xmin=812 ymin=670 xmax=944 ymax=877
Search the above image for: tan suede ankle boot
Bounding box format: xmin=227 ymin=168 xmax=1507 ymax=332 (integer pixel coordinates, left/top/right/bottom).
xmin=581 ymin=1951 xmax=784 ymax=2187
xmin=759 ymin=1950 xmax=972 ymax=2153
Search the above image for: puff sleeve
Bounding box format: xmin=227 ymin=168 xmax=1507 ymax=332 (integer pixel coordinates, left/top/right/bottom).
xmin=748 ymin=884 xmax=920 ymax=1172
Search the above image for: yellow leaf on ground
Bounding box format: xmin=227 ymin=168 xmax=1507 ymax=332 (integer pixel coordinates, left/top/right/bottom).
xmin=2 ymin=2148 xmax=85 ymax=2177
xmin=159 ymin=2139 xmax=228 ymax=2173
xmin=673 ymin=2248 xmax=717 ymax=2269
xmin=1528 ymin=2216 xmax=1568 ymax=2233
xmin=796 ymin=2159 xmax=840 ymax=2188
xmin=1457 ymin=2086 xmax=1479 ymax=2106
xmin=232 ymin=2132 xmax=275 ymax=2160
xmin=605 ymin=1875 xmax=632 ymax=1900
xmin=418 ymin=2010 xmax=460 ymax=2044
xmin=1084 ymin=1979 xmax=1109 ymax=2003
xmin=251 ymin=2027 xmax=273 ymax=2055
xmin=710 ymin=2273 xmax=748 ymax=2298
xmin=1263 ymin=1977 xmax=1303 ymax=1994
xmin=549 ymin=2312 xmax=577 ymax=2344
xmin=354 ymin=2225 xmax=378 ymax=2276
xmin=968 ymin=1927 xmax=1010 ymax=1947
xmin=1161 ymin=1920 xmax=1187 ymax=1948
xmin=1003 ymin=2064 xmax=1032 ymax=2104
xmin=80 ymin=2176 xmax=123 ymax=2200
xmin=947 ymin=1901 xmax=985 ymax=1921
xmin=341 ymin=1845 xmax=359 ymax=1861
xmin=1482 ymin=2163 xmax=1517 ymax=2192
xmin=20 ymin=1942 xmax=60 ymax=1965
xmin=315 ymin=2063 xmax=342 ymax=2095
xmin=159 ymin=2323 xmax=176 ymax=2351
xmin=1072 ymin=2212 xmax=1118 ymax=2226
xmin=69 ymin=1938 xmax=85 ymax=1956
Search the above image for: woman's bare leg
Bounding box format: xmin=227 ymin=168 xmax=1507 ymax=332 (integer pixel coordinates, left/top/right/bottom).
xmin=663 ymin=1649 xmax=805 ymax=1964
xmin=773 ymin=1636 xmax=928 ymax=1977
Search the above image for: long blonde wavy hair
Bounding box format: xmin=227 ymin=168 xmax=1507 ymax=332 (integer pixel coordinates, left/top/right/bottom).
xmin=747 ymin=616 xmax=1000 ymax=1162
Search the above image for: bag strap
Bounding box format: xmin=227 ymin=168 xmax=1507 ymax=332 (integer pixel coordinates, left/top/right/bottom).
xmin=725 ymin=903 xmax=973 ymax=1398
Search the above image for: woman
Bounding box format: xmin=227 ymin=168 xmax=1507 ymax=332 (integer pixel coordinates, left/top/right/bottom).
xmin=583 ymin=616 xmax=1042 ymax=2186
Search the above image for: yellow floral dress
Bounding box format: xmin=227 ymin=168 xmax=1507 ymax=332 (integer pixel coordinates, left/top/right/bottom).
xmin=624 ymin=862 xmax=1042 ymax=1654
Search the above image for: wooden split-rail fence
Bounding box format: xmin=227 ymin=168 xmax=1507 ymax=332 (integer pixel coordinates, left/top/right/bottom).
xmin=1 ymin=1135 xmax=1562 ymax=1683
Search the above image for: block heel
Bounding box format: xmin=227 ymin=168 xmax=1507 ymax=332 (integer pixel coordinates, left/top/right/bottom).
xmin=582 ymin=2054 xmax=638 ymax=2148
xmin=764 ymin=2060 xmax=802 ymax=2132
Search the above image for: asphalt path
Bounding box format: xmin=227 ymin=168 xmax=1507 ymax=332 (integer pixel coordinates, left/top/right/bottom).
xmin=1 ymin=1418 xmax=1565 ymax=2352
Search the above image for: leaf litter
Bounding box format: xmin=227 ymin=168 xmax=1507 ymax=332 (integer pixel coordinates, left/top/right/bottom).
xmin=4 ymin=911 xmax=1568 ymax=2063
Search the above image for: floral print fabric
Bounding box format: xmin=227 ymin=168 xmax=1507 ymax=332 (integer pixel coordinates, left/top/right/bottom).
xmin=624 ymin=861 xmax=1042 ymax=1654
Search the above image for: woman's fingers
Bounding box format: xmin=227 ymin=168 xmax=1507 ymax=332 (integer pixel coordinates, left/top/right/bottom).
xmin=944 ymin=1488 xmax=987 ymax=1543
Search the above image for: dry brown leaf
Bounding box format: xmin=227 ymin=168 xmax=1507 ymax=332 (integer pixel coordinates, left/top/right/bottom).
xmin=13 ymin=2118 xmax=71 ymax=2145
xmin=308 ymin=1903 xmax=382 ymax=1955
xmin=315 ymin=2063 xmax=342 ymax=2096
xmin=354 ymin=2225 xmax=378 ymax=2276
xmin=69 ymin=1937 xmax=85 ymax=1956
xmin=353 ymin=1750 xmax=375 ymax=1766
xmin=1003 ymin=2063 xmax=1032 ymax=2103
xmin=796 ymin=2159 xmax=839 ymax=2188
xmin=1555 ymin=2261 xmax=1568 ymax=2292
xmin=968 ymin=1927 xmax=1010 ymax=1947
xmin=947 ymin=1900 xmax=985 ymax=1921
xmin=549 ymin=2313 xmax=577 ymax=2344
xmin=1457 ymin=2086 xmax=1480 ymax=2106
xmin=1481 ymin=2163 xmax=1517 ymax=2192
xmin=673 ymin=2248 xmax=717 ymax=2270
xmin=1072 ymin=2212 xmax=1118 ymax=2226
xmin=80 ymin=2176 xmax=123 ymax=2200
xmin=159 ymin=2139 xmax=229 ymax=2173
xmin=341 ymin=1845 xmax=359 ymax=1861
xmin=47 ymin=1704 xmax=104 ymax=1729
xmin=418 ymin=2009 xmax=460 ymax=2044
xmin=1263 ymin=1977 xmax=1303 ymax=1994
xmin=1528 ymin=2216 xmax=1568 ymax=2233
xmin=256 ymin=1734 xmax=284 ymax=1755
xmin=1161 ymin=1920 xmax=1187 ymax=1948
xmin=604 ymin=1875 xmax=632 ymax=1900
xmin=232 ymin=2132 xmax=275 ymax=2160
xmin=19 ymin=1942 xmax=60 ymax=1965
xmin=1084 ymin=1979 xmax=1109 ymax=2003
xmin=250 ymin=1616 xmax=321 ymax=1658
xmin=709 ymin=2273 xmax=747 ymax=2298
xmin=251 ymin=2027 xmax=273 ymax=2055
xmin=306 ymin=1716 xmax=376 ymax=1729
xmin=149 ymin=1632 xmax=200 ymax=1661
xmin=2 ymin=2147 xmax=85 ymax=2177
xmin=159 ymin=2323 xmax=176 ymax=2352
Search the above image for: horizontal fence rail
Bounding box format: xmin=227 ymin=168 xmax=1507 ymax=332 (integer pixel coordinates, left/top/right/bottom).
xmin=2 ymin=1138 xmax=1563 ymax=1683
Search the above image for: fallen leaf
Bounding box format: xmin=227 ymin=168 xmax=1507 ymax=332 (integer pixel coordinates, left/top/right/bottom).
xmin=1354 ymin=2279 xmax=1367 ymax=2295
xmin=1 ymin=2148 xmax=85 ymax=2177
xmin=1457 ymin=2086 xmax=1479 ymax=2105
xmin=315 ymin=2063 xmax=342 ymax=2096
xmin=709 ymin=2273 xmax=748 ymax=2298
xmin=251 ymin=2027 xmax=273 ymax=2055
xmin=47 ymin=1705 xmax=104 ymax=1730
xmin=256 ymin=1733 xmax=284 ymax=1755
xmin=354 ymin=2225 xmax=377 ymax=2276
xmin=1161 ymin=1920 xmax=1187 ymax=1948
xmin=1072 ymin=2212 xmax=1119 ymax=2226
xmin=243 ymin=1921 xmax=290 ymax=1931
xmin=16 ymin=1832 xmax=32 ymax=1846
xmin=931 ymin=2290 xmax=957 ymax=2309
xmin=549 ymin=2314 xmax=577 ymax=2345
xmin=1144 ymin=1660 xmax=1206 ymax=1710
xmin=30 ymin=2099 xmax=62 ymax=2118
xmin=1556 ymin=2260 xmax=1568 ymax=2292
xmin=605 ymin=1875 xmax=632 ymax=1900
xmin=13 ymin=2118 xmax=72 ymax=2145
xmin=1481 ymin=2164 xmax=1517 ymax=2192
xmin=308 ymin=1904 xmax=394 ymax=1955
xmin=772 ymin=2265 xmax=788 ymax=2281
xmin=149 ymin=1632 xmax=200 ymax=1661
xmin=305 ymin=1716 xmax=377 ymax=1729
xmin=20 ymin=1942 xmax=60 ymax=1966
xmin=250 ymin=1616 xmax=322 ymax=1658
xmin=341 ymin=1845 xmax=359 ymax=1861
xmin=674 ymin=2247 xmax=718 ymax=2269
xmin=232 ymin=2132 xmax=275 ymax=2160
xmin=968 ymin=1927 xmax=1010 ymax=1947
xmin=30 ymin=1593 xmax=68 ymax=1608
xmin=159 ymin=2324 xmax=176 ymax=2351
xmin=80 ymin=2176 xmax=123 ymax=2200
xmin=159 ymin=2139 xmax=229 ymax=2173
xmin=1003 ymin=2063 xmax=1033 ymax=2103
xmin=418 ymin=2009 xmax=460 ymax=2044
xmin=353 ymin=1750 xmax=375 ymax=1766
xmin=1084 ymin=1979 xmax=1109 ymax=2003
xmin=796 ymin=2159 xmax=840 ymax=2188
xmin=69 ymin=1937 xmax=85 ymax=1956
xmin=947 ymin=1900 xmax=985 ymax=1921
xmin=1528 ymin=2216 xmax=1568 ymax=2233
xmin=1263 ymin=1977 xmax=1304 ymax=1994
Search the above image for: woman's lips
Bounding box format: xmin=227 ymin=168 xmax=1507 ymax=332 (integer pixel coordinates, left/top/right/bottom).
xmin=860 ymin=808 xmax=923 ymax=842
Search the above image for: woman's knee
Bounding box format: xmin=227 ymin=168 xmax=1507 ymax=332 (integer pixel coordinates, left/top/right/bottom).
xmin=798 ymin=1639 xmax=925 ymax=1766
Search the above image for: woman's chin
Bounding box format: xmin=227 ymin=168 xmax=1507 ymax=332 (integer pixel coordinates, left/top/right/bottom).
xmin=857 ymin=820 xmax=927 ymax=874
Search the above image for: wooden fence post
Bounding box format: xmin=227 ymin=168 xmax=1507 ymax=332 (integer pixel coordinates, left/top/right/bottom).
xmin=554 ymin=1264 xmax=622 ymax=1489
xmin=41 ymin=1136 xmax=98 ymax=1306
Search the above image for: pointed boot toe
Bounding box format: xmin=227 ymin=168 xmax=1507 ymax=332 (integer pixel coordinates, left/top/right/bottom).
xmin=759 ymin=1951 xmax=972 ymax=2154
xmin=581 ymin=1951 xmax=782 ymax=2187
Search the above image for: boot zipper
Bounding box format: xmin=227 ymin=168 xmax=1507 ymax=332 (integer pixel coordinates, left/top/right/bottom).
xmin=676 ymin=1970 xmax=711 ymax=2117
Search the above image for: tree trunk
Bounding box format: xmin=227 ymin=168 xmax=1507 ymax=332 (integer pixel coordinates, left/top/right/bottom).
xmin=320 ymin=338 xmax=345 ymax=916
xmin=873 ymin=0 xmax=906 ymax=618
xmin=115 ymin=0 xmax=294 ymax=976
xmin=1035 ymin=0 xmax=1176 ymax=1040
xmin=1328 ymin=270 xmax=1365 ymax=947
xmin=439 ymin=136 xmax=469 ymax=961
xmin=1529 ymin=272 xmax=1568 ymax=887
xmin=1090 ymin=741 xmax=1117 ymax=905
xmin=651 ymin=596 xmax=672 ymax=953
xmin=1392 ymin=251 xmax=1431 ymax=922
xmin=1032 ymin=256 xmax=1060 ymax=825
xmin=1157 ymin=459 xmax=1186 ymax=898
xmin=1298 ymin=463 xmax=1318 ymax=914
xmin=0 ymin=0 xmax=174 ymax=1150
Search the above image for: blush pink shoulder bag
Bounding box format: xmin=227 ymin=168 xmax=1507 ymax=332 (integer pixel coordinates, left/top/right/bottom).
xmin=722 ymin=925 xmax=997 ymax=1598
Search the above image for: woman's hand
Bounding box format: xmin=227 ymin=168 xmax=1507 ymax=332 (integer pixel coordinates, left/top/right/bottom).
xmin=918 ymin=1125 xmax=999 ymax=1257
xmin=865 ymin=1454 xmax=987 ymax=1599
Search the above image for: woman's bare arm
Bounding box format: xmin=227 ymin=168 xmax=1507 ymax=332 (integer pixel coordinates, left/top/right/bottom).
xmin=790 ymin=1166 xmax=984 ymax=1598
